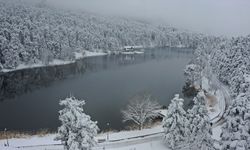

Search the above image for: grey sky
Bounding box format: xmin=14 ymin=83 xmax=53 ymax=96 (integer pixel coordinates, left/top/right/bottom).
xmin=47 ymin=0 xmax=250 ymax=37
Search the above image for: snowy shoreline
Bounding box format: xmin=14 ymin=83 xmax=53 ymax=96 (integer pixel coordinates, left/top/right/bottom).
xmin=0 ymin=46 xmax=191 ymax=74
xmin=0 ymin=124 xmax=163 ymax=149
xmin=0 ymin=122 xmax=222 ymax=150
xmin=0 ymin=51 xmax=107 ymax=74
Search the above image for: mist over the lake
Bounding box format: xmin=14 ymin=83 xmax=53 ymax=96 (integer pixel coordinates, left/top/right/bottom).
xmin=44 ymin=0 xmax=250 ymax=37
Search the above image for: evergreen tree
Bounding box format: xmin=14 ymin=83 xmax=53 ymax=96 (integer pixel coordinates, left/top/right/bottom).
xmin=220 ymin=93 xmax=250 ymax=150
xmin=55 ymin=96 xmax=99 ymax=150
xmin=2 ymin=37 xmax=21 ymax=69
xmin=186 ymin=92 xmax=216 ymax=150
xmin=162 ymin=94 xmax=187 ymax=149
xmin=184 ymin=63 xmax=201 ymax=85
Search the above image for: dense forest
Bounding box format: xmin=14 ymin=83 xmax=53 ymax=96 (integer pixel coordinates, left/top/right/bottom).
xmin=209 ymin=35 xmax=250 ymax=149
xmin=0 ymin=0 xmax=216 ymax=71
xmin=188 ymin=35 xmax=250 ymax=149
xmin=211 ymin=36 xmax=250 ymax=97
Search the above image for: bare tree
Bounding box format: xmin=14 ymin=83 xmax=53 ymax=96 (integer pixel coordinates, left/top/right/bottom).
xmin=121 ymin=93 xmax=161 ymax=130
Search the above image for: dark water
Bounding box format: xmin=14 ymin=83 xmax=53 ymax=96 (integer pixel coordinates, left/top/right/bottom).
xmin=0 ymin=48 xmax=193 ymax=131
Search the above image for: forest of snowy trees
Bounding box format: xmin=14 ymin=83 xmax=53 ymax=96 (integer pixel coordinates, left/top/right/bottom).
xmin=186 ymin=35 xmax=250 ymax=149
xmin=0 ymin=0 xmax=212 ymax=71
xmin=163 ymin=93 xmax=215 ymax=150
xmin=210 ymin=35 xmax=250 ymax=149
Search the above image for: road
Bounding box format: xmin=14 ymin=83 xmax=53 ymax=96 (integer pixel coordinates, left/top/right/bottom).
xmin=205 ymin=64 xmax=231 ymax=126
xmin=15 ymin=132 xmax=164 ymax=150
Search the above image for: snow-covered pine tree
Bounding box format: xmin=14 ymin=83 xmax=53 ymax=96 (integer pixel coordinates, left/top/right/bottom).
xmin=185 ymin=91 xmax=216 ymax=150
xmin=55 ymin=96 xmax=99 ymax=150
xmin=2 ymin=36 xmax=21 ymax=69
xmin=220 ymin=93 xmax=250 ymax=150
xmin=162 ymin=94 xmax=187 ymax=149
xmin=184 ymin=63 xmax=201 ymax=85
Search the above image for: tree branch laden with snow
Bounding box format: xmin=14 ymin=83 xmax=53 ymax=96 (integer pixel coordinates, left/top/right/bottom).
xmin=55 ymin=96 xmax=99 ymax=150
xmin=122 ymin=93 xmax=161 ymax=130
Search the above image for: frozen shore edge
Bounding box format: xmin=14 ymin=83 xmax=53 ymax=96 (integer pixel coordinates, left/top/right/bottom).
xmin=0 ymin=51 xmax=107 ymax=74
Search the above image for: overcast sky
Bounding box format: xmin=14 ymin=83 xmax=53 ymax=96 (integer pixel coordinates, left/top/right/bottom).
xmin=47 ymin=0 xmax=250 ymax=37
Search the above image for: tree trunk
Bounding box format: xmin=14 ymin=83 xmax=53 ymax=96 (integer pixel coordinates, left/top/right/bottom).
xmin=139 ymin=123 xmax=143 ymax=130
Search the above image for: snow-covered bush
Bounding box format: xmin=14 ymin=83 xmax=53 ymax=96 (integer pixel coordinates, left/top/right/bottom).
xmin=55 ymin=96 xmax=99 ymax=150
xmin=122 ymin=93 xmax=161 ymax=130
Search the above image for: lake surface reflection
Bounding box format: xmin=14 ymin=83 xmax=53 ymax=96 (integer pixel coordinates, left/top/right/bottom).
xmin=0 ymin=48 xmax=193 ymax=131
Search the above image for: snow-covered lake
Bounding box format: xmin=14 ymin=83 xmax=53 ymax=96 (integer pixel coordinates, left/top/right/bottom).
xmin=0 ymin=48 xmax=193 ymax=132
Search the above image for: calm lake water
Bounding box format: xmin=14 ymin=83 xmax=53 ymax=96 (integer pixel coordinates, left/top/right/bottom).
xmin=0 ymin=48 xmax=193 ymax=131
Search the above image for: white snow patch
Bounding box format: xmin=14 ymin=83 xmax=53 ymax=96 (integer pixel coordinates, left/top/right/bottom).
xmin=97 ymin=125 xmax=163 ymax=142
xmin=82 ymin=50 xmax=107 ymax=58
xmin=120 ymin=51 xmax=144 ymax=55
xmin=106 ymin=140 xmax=168 ymax=150
xmin=176 ymin=44 xmax=185 ymax=48
xmin=0 ymin=134 xmax=59 ymax=148
xmin=245 ymin=74 xmax=250 ymax=83
xmin=212 ymin=125 xmax=222 ymax=141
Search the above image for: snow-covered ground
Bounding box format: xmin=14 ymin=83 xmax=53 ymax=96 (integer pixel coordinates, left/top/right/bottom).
xmin=0 ymin=124 xmax=223 ymax=150
xmin=0 ymin=125 xmax=164 ymax=150
xmin=103 ymin=141 xmax=167 ymax=150
xmin=120 ymin=51 xmax=144 ymax=55
xmin=0 ymin=134 xmax=59 ymax=149
xmin=1 ymin=50 xmax=107 ymax=73
xmin=97 ymin=125 xmax=163 ymax=142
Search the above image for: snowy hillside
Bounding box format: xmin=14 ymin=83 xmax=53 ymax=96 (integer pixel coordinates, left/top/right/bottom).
xmin=0 ymin=0 xmax=215 ymax=71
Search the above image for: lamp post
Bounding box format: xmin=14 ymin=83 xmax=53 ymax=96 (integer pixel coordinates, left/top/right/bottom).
xmin=106 ymin=123 xmax=110 ymax=142
xmin=4 ymin=128 xmax=9 ymax=147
